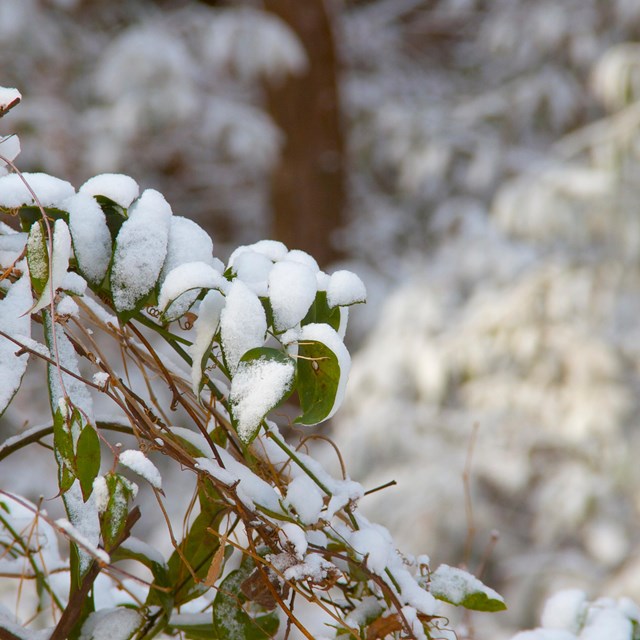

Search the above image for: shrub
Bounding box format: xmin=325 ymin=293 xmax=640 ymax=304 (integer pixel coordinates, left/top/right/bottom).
xmin=0 ymin=88 xmax=504 ymax=640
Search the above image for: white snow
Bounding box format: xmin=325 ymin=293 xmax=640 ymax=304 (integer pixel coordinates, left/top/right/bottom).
xmin=119 ymin=449 xmax=162 ymax=489
xmin=285 ymin=249 xmax=319 ymax=272
xmin=540 ymin=589 xmax=586 ymax=632
xmin=232 ymin=249 xmax=273 ymax=296
xmin=279 ymin=523 xmax=308 ymax=559
xmin=160 ymin=215 xmax=217 ymax=282
xmin=196 ymin=449 xmax=283 ymax=514
xmin=0 ymin=228 xmax=26 ymax=265
xmin=92 ymin=476 xmax=110 ymax=513
xmin=285 ymin=474 xmax=324 ymax=525
xmin=220 ymin=279 xmax=267 ymax=374
xmin=56 ymin=295 xmax=79 ymax=317
xmin=158 ymin=261 xmax=228 ymax=316
xmin=189 ymin=289 xmax=226 ymax=394
xmin=350 ymin=524 xmax=394 ymax=574
xmin=0 ymin=275 xmax=32 ymax=414
xmin=430 ymin=564 xmax=503 ymax=607
xmin=119 ymin=536 xmax=167 ymax=567
xmin=61 ymin=482 xmax=101 ymax=575
xmin=79 ymin=607 xmax=142 ymax=640
xmin=56 ymin=517 xmax=110 ymax=565
xmin=44 ymin=307 xmax=94 ymax=423
xmin=170 ymin=426 xmax=210 ymax=456
xmin=0 ymin=172 xmax=74 ymax=208
xmin=511 ymin=632 xmax=576 ymax=640
xmin=268 ymin=260 xmax=317 ymax=331
xmin=79 ymin=173 xmax=140 ymax=208
xmin=0 ymin=87 xmax=21 ymax=110
xmin=0 ymin=134 xmax=20 ymax=176
xmin=64 ymin=192 xmax=112 ymax=284
xmin=230 ymin=355 xmax=295 ymax=442
xmin=580 ymin=606 xmax=632 ymax=640
xmin=62 ymin=271 xmax=88 ymax=296
xmin=326 ymin=270 xmax=367 ymax=308
xmin=92 ymin=372 xmax=110 ymax=387
xmin=32 ymin=219 xmax=72 ymax=313
xmin=298 ymin=323 xmax=351 ymax=421
xmin=228 ymin=239 xmax=288 ymax=267
xmin=110 ymin=189 xmax=172 ymax=312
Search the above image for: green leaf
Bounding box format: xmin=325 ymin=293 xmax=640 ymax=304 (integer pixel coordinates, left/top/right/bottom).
xmin=302 ymin=290 xmax=341 ymax=332
xmin=430 ymin=565 xmax=506 ymax=612
xmin=100 ymin=473 xmax=135 ymax=549
xmin=295 ymin=339 xmax=341 ymax=426
xmin=213 ymin=562 xmax=279 ymax=640
xmin=26 ymin=220 xmax=49 ymax=296
xmin=230 ymin=348 xmax=296 ymax=445
xmin=75 ymin=424 xmax=101 ymax=502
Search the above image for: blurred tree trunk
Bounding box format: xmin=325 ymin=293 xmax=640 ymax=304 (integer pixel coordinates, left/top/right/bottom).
xmin=263 ymin=0 xmax=345 ymax=267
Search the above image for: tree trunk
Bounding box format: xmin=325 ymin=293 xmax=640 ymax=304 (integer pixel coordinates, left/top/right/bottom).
xmin=263 ymin=0 xmax=346 ymax=267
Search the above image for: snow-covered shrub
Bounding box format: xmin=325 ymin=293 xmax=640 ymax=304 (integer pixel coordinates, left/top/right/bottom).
xmin=0 ymin=90 xmax=505 ymax=639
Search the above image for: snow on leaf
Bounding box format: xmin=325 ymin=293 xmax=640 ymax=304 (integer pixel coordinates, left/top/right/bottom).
xmin=160 ymin=216 xmax=217 ymax=282
xmin=79 ymin=173 xmax=140 ymax=209
xmin=228 ymin=239 xmax=288 ymax=267
xmin=31 ymin=219 xmax=72 ymax=314
xmin=229 ymin=348 xmax=295 ymax=444
xmin=0 ymin=172 xmax=74 ymax=208
xmin=326 ymin=270 xmax=367 ymax=308
xmin=119 ymin=449 xmax=162 ymax=489
xmin=43 ymin=310 xmax=94 ymax=422
xmin=0 ymin=87 xmax=21 ymax=113
xmin=268 ymin=260 xmax=318 ymax=332
xmin=190 ymin=289 xmax=226 ymax=395
xmin=79 ymin=607 xmax=142 ymax=640
xmin=220 ymin=280 xmax=267 ymax=375
xmin=65 ymin=192 xmax=112 ymax=285
xmin=430 ymin=564 xmax=506 ymax=612
xmin=0 ymin=275 xmax=32 ymax=415
xmin=158 ymin=261 xmax=228 ymax=322
xmin=231 ymin=249 xmax=273 ymax=296
xmin=110 ymin=189 xmax=172 ymax=318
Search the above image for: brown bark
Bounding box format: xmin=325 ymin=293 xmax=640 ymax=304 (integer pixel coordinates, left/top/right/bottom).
xmin=263 ymin=0 xmax=346 ymax=267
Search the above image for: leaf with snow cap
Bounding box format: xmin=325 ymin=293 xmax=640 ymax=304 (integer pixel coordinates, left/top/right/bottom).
xmin=65 ymin=192 xmax=113 ymax=286
xmin=295 ymin=323 xmax=351 ymax=426
xmin=230 ymin=348 xmax=296 ymax=444
xmin=0 ymin=274 xmax=32 ymax=416
xmin=29 ymin=219 xmax=72 ymax=314
xmin=190 ymin=289 xmax=226 ymax=396
xmin=98 ymin=473 xmax=136 ymax=550
xmin=326 ymin=270 xmax=367 ymax=308
xmin=220 ymin=280 xmax=267 ymax=375
xmin=430 ymin=564 xmax=506 ymax=612
xmin=158 ymin=261 xmax=228 ymax=323
xmin=79 ymin=173 xmax=140 ymax=209
xmin=110 ymin=189 xmax=172 ymax=321
xmin=268 ymin=260 xmax=317 ymax=332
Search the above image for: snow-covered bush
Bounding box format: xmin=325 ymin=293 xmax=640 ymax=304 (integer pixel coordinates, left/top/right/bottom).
xmin=0 ymin=90 xmax=506 ymax=639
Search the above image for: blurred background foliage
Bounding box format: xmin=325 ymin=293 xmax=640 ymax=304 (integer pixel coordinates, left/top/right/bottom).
xmin=3 ymin=0 xmax=640 ymax=636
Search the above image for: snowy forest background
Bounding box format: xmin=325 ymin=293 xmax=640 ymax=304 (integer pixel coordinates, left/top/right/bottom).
xmin=3 ymin=0 xmax=640 ymax=637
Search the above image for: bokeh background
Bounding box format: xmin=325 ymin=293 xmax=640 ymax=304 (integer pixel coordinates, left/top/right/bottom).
xmin=3 ymin=0 xmax=640 ymax=636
